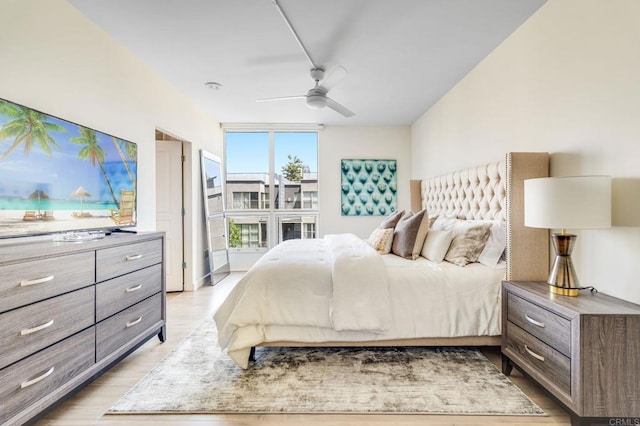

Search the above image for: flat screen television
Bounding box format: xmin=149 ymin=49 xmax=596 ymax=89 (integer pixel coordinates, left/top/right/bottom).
xmin=0 ymin=97 xmax=137 ymax=239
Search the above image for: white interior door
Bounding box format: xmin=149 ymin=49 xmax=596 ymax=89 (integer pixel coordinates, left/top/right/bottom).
xmin=156 ymin=139 xmax=184 ymax=292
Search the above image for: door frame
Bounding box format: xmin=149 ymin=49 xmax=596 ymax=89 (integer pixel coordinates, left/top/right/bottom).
xmin=155 ymin=129 xmax=194 ymax=291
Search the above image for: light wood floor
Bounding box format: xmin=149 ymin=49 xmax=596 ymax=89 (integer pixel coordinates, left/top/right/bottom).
xmin=35 ymin=272 xmax=571 ymax=425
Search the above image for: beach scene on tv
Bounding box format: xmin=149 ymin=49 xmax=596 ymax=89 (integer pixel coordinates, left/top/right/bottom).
xmin=0 ymin=98 xmax=137 ymax=239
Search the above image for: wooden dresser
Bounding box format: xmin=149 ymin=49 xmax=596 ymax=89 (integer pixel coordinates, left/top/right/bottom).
xmin=502 ymin=280 xmax=640 ymax=425
xmin=0 ymin=232 xmax=165 ymax=425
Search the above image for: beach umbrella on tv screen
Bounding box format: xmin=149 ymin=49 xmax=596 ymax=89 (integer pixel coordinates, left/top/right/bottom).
xmin=28 ymin=189 xmax=49 ymax=214
xmin=71 ymin=186 xmax=91 ymax=215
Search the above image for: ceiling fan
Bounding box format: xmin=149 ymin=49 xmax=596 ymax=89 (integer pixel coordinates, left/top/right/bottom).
xmin=256 ymin=0 xmax=355 ymax=118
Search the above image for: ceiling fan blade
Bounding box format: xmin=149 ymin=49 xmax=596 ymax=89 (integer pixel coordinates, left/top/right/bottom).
xmin=256 ymin=95 xmax=306 ymax=103
xmin=325 ymin=97 xmax=355 ymax=118
xmin=318 ymin=65 xmax=348 ymax=92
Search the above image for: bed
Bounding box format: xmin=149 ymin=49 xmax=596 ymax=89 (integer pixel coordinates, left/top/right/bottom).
xmin=214 ymin=152 xmax=550 ymax=368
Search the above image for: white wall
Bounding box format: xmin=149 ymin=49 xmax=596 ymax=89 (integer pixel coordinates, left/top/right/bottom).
xmin=0 ymin=0 xmax=223 ymax=289
xmin=411 ymin=0 xmax=640 ymax=303
xmin=319 ymin=126 xmax=412 ymax=238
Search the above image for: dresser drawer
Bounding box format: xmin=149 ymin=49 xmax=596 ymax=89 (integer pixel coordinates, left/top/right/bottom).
xmin=0 ymin=327 xmax=95 ymax=425
xmin=0 ymin=286 xmax=95 ymax=370
xmin=505 ymin=321 xmax=571 ymax=395
xmin=96 ymin=239 xmax=163 ymax=282
xmin=0 ymin=251 xmax=95 ymax=314
xmin=507 ymin=292 xmax=571 ymax=357
xmin=96 ymin=293 xmax=162 ymax=361
xmin=96 ymin=264 xmax=162 ymax=322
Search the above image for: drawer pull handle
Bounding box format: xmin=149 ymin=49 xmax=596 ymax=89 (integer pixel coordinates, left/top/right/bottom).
xmin=125 ymin=254 xmax=143 ymax=261
xmin=125 ymin=284 xmax=143 ymax=293
xmin=20 ymin=275 xmax=54 ymax=287
xmin=524 ymin=344 xmax=545 ymax=362
xmin=126 ymin=316 xmax=143 ymax=328
xmin=20 ymin=319 xmax=55 ymax=336
xmin=525 ymin=314 xmax=545 ymax=328
xmin=21 ymin=366 xmax=55 ymax=389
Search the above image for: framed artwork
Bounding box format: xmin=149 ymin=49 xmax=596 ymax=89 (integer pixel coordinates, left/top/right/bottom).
xmin=341 ymin=159 xmax=397 ymax=216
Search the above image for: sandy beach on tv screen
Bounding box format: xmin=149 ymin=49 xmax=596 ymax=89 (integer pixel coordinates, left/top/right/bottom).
xmin=0 ymin=209 xmax=122 ymax=237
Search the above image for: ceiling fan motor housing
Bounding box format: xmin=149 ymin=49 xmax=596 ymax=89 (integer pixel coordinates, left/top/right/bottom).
xmin=306 ymin=93 xmax=327 ymax=109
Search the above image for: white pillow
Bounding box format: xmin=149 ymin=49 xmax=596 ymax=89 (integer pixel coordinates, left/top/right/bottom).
xmin=420 ymin=230 xmax=453 ymax=262
xmin=477 ymin=221 xmax=507 ymax=268
xmin=430 ymin=216 xmax=459 ymax=231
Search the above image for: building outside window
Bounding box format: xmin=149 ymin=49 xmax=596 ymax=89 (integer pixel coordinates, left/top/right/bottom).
xmin=225 ymin=130 xmax=318 ymax=251
xmin=303 ymin=191 xmax=318 ymax=209
xmin=303 ymin=222 xmax=316 ymax=239
xmin=232 ymin=191 xmax=259 ymax=209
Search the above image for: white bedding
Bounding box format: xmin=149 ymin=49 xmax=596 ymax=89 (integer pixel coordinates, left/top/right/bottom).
xmin=214 ymin=233 xmax=504 ymax=368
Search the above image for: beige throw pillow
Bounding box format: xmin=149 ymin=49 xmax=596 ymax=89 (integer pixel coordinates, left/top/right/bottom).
xmin=421 ymin=230 xmax=454 ymax=262
xmin=368 ymin=228 xmax=394 ymax=254
xmin=392 ymin=209 xmax=429 ymax=260
xmin=444 ymin=223 xmax=492 ymax=266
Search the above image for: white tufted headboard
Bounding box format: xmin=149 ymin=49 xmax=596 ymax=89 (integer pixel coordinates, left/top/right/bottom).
xmin=421 ymin=159 xmax=507 ymax=221
xmin=412 ymin=152 xmax=550 ymax=281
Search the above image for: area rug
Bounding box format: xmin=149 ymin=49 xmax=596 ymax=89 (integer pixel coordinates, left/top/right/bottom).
xmin=108 ymin=320 xmax=544 ymax=416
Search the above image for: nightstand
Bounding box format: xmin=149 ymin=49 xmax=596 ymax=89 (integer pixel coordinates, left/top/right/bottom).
xmin=502 ymin=281 xmax=640 ymax=426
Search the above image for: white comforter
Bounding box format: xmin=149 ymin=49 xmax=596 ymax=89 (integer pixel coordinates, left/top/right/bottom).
xmin=214 ymin=233 xmax=503 ymax=368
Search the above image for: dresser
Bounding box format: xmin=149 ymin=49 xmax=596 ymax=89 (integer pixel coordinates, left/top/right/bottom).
xmin=0 ymin=232 xmax=166 ymax=425
xmin=502 ymin=281 xmax=640 ymax=425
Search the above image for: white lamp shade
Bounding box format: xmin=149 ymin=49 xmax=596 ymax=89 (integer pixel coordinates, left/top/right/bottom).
xmin=524 ymin=176 xmax=611 ymax=230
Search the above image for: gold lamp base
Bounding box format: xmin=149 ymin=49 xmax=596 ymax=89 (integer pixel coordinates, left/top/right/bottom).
xmin=548 ymin=233 xmax=580 ymax=297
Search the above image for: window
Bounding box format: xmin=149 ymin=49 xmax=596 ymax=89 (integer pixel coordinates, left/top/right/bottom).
xmin=303 ymin=191 xmax=318 ymax=209
xmin=229 ymin=218 xmax=267 ymax=248
xmin=225 ymin=129 xmax=318 ymax=250
xmin=304 ymin=222 xmax=316 ymax=239
xmin=232 ymin=192 xmax=258 ymax=209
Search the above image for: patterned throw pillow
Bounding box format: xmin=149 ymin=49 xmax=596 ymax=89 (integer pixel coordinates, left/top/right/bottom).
xmin=368 ymin=228 xmax=394 ymax=254
xmin=391 ymin=209 xmax=429 ymax=260
xmin=444 ymin=223 xmax=493 ymax=266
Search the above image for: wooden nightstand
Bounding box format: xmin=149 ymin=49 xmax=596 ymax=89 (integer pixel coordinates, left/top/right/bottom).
xmin=502 ymin=281 xmax=640 ymax=426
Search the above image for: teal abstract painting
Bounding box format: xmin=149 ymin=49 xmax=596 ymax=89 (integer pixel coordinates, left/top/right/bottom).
xmin=341 ymin=159 xmax=397 ymax=216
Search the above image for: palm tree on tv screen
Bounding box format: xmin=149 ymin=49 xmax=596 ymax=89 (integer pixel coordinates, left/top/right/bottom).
xmin=111 ymin=136 xmax=136 ymax=191
xmin=0 ymin=99 xmax=64 ymax=161
xmin=71 ymin=127 xmax=119 ymax=207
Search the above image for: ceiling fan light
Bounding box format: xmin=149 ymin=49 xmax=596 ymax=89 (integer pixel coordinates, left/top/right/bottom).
xmin=306 ymin=94 xmax=327 ymax=109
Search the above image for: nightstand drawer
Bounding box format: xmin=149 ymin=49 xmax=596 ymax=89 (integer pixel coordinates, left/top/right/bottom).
xmin=505 ymin=321 xmax=571 ymax=395
xmin=507 ymin=292 xmax=571 ymax=356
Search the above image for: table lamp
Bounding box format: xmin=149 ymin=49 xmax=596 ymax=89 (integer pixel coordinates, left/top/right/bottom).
xmin=524 ymin=176 xmax=611 ymax=296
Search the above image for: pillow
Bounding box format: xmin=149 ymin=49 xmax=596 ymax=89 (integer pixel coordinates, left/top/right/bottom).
xmin=430 ymin=216 xmax=459 ymax=231
xmin=444 ymin=222 xmax=492 ymax=266
xmin=368 ymin=228 xmax=394 ymax=254
xmin=420 ymin=229 xmax=453 ymax=262
xmin=477 ymin=221 xmax=507 ymax=268
xmin=391 ymin=209 xmax=429 ymax=260
xmin=428 ymin=215 xmax=439 ymax=228
xmin=378 ymin=210 xmax=405 ymax=229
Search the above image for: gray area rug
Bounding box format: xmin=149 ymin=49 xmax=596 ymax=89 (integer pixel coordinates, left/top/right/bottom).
xmin=108 ymin=320 xmax=545 ymax=415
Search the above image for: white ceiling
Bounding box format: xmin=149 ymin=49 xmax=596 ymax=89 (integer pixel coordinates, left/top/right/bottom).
xmin=68 ymin=0 xmax=545 ymax=126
